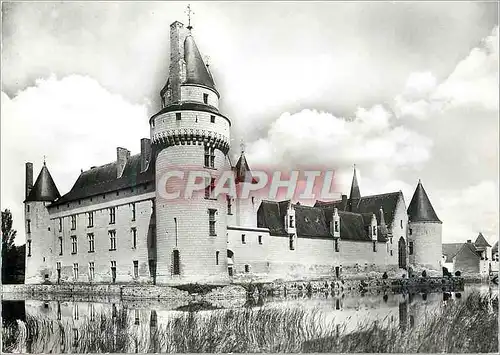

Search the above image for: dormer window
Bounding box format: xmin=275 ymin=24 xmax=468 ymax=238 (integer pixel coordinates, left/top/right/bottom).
xmin=372 ymin=226 xmax=377 ymax=236
xmin=334 ymin=221 xmax=339 ymax=233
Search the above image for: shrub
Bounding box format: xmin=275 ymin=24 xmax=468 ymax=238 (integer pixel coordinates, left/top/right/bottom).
xmin=422 ymin=270 xmax=427 ymax=278
xmin=455 ymin=271 xmax=462 ymax=277
xmin=382 ymin=272 xmax=388 ymax=279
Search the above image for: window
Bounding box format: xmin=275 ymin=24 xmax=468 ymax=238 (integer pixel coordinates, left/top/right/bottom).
xmin=409 ymin=241 xmax=414 ymax=255
xmin=258 ymin=235 xmax=263 ymax=245
xmin=133 ymin=260 xmax=139 ymax=278
xmin=227 ymin=196 xmax=232 ymax=215
xmin=390 ymin=237 xmax=393 ymax=244
xmin=409 ymin=229 xmax=412 ymax=235
xmin=373 ymin=241 xmax=377 ymax=252
xmin=334 ymin=221 xmax=339 ymax=233
xmin=89 ymin=304 xmax=96 ymax=321
xmin=400 ymin=220 xmax=403 ymax=229
xmin=335 ymin=239 xmax=339 ymax=252
xmin=73 ymin=263 xmax=79 ymax=280
xmin=173 ymin=250 xmax=180 ymax=275
xmin=87 ymin=212 xmax=93 ymax=227
xmin=71 ymin=215 xmax=77 ymax=230
xmin=204 ymin=146 xmax=215 ymax=168
xmin=57 ymin=262 xmax=61 ymax=270
xmin=390 ymin=250 xmax=393 ymax=256
xmin=203 ymin=93 xmax=209 ymax=104
xmin=132 ymin=227 xmax=137 ymax=249
xmin=111 ymin=260 xmax=116 ymax=268
xmin=210 ymin=115 xmax=215 ymax=123
xmin=109 ymin=207 xmax=116 ymax=224
xmin=59 ymin=237 xmax=63 ymax=255
xmin=216 ymin=251 xmax=219 ymax=265
xmin=27 ymin=219 xmax=31 ymax=234
xmin=109 ymin=230 xmax=117 ymax=251
xmin=289 ymin=236 xmax=295 ymax=250
xmin=241 ymin=234 xmax=246 ymax=244
xmin=205 ymin=177 xmax=216 ymax=199
xmin=244 ymin=265 xmax=250 ymax=273
xmin=372 ymin=226 xmax=377 ymax=236
xmin=209 ymin=209 xmax=216 ymax=236
xmin=88 ymin=233 xmax=94 ymax=253
xmin=26 ymin=205 xmax=30 ymax=213
xmin=134 ymin=310 xmax=140 ymax=325
xmin=59 ymin=218 xmax=62 ymax=232
xmin=176 ymin=112 xmax=181 ymax=121
xmin=89 ymin=262 xmax=95 ymax=281
xmin=131 ymin=203 xmax=136 ymax=221
xmin=27 ymin=240 xmax=32 ymax=257
xmin=289 ymin=215 xmax=294 ymax=228
xmin=71 ymin=236 xmax=77 ymax=254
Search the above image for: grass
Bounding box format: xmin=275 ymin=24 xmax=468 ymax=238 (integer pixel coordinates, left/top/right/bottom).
xmin=1 ymin=291 xmax=497 ymax=353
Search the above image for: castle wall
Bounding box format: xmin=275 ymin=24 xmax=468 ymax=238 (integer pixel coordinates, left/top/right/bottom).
xmin=388 ymin=194 xmax=408 ymax=268
xmin=47 ymin=192 xmax=155 ymax=284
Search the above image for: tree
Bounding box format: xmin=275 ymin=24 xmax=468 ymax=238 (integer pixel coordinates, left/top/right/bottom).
xmin=2 ymin=209 xmax=24 ymax=284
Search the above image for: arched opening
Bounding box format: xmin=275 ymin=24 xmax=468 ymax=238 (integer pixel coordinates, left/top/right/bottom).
xmin=398 ymin=237 xmax=407 ymax=269
xmin=227 ymin=249 xmax=234 ymax=277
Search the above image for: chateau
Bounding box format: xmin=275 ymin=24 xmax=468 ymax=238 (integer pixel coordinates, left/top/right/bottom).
xmin=23 ymin=20 xmax=443 ymax=285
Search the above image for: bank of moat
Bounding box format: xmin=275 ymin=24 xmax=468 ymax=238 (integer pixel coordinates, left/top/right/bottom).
xmin=23 ymin=19 xmax=443 ymax=286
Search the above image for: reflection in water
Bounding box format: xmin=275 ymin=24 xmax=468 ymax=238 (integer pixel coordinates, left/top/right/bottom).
xmin=1 ymin=284 xmax=497 ymax=353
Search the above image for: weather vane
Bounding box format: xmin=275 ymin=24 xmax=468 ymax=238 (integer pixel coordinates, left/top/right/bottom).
xmin=185 ymin=4 xmax=194 ymax=30
xmin=204 ymin=55 xmax=210 ymax=67
xmin=43 ymin=155 xmax=46 ymax=165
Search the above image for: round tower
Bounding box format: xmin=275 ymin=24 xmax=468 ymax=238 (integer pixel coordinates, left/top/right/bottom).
xmin=407 ymin=180 xmax=442 ymax=274
xmin=24 ymin=161 xmax=61 ymax=284
xmin=151 ymin=21 xmax=231 ymax=284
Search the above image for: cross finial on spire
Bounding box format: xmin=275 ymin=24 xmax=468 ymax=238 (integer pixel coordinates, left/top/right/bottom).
xmin=43 ymin=155 xmax=46 ymax=166
xmin=185 ymin=4 xmax=194 ymax=30
xmin=240 ymin=139 xmax=245 ymax=154
xmin=204 ymin=55 xmax=210 ymax=67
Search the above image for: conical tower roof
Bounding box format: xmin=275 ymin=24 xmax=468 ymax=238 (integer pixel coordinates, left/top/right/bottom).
xmin=184 ymin=35 xmax=218 ymax=95
xmin=349 ymin=166 xmax=361 ymax=200
xmin=474 ymin=232 xmax=491 ymax=247
xmin=407 ymin=180 xmax=441 ymax=223
xmin=25 ymin=162 xmax=61 ymax=202
xmin=234 ymin=152 xmax=254 ymax=184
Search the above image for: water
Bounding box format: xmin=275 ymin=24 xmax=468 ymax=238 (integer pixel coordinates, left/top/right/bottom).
xmin=1 ymin=284 xmax=497 ymax=353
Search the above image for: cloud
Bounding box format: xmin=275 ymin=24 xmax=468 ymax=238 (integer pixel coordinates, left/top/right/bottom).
xmin=436 ymin=181 xmax=499 ymax=245
xmin=1 ymin=75 xmax=149 ymax=244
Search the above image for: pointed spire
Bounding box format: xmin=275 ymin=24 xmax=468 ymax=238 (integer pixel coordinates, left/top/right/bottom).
xmin=183 ymin=34 xmax=217 ymax=93
xmin=349 ymin=164 xmax=361 ymax=200
xmin=474 ymin=232 xmax=491 ymax=247
xmin=407 ymin=180 xmax=441 ymax=223
xmin=25 ymin=161 xmax=61 ymax=202
xmin=234 ymin=150 xmax=253 ymax=184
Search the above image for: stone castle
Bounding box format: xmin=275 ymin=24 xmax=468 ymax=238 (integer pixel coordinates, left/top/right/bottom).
xmin=23 ymin=20 xmax=443 ymax=285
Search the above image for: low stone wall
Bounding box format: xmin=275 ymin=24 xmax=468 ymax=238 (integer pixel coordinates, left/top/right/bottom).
xmin=2 ymin=284 xmax=190 ymax=300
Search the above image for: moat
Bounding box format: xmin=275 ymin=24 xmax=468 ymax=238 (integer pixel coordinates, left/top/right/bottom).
xmin=2 ymin=283 xmax=498 ymax=353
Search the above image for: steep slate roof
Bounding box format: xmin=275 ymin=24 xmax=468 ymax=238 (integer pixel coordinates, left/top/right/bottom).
xmin=442 ymin=243 xmax=465 ymax=263
xmin=474 ymin=233 xmax=491 ymax=248
xmin=455 ymin=242 xmax=481 ymax=261
xmin=493 ymin=241 xmax=498 ymax=254
xmin=183 ymin=35 xmax=218 ymax=95
xmin=51 ymin=154 xmax=154 ymax=207
xmin=257 ymin=200 xmax=386 ymax=242
xmin=25 ymin=163 xmax=61 ymax=203
xmin=407 ymin=180 xmax=441 ymax=223
xmin=315 ymin=191 xmax=401 ymax=227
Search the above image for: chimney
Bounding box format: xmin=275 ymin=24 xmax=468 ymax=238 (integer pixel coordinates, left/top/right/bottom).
xmin=341 ymin=194 xmax=347 ymax=210
xmin=116 ymin=147 xmax=130 ymax=178
xmin=25 ymin=162 xmax=33 ymax=199
xmin=167 ymin=21 xmax=188 ymax=104
xmin=467 ymin=240 xmax=472 ymax=244
xmin=140 ymin=138 xmax=152 ymax=172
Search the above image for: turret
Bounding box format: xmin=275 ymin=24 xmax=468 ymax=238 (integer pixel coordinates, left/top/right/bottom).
xmin=233 ymin=148 xmax=259 ymax=227
xmin=24 ymin=160 xmax=60 ymax=284
xmin=407 ymin=180 xmax=442 ymax=273
xmin=330 ymin=207 xmax=341 ymax=239
xmin=151 ymin=17 xmax=231 ymax=284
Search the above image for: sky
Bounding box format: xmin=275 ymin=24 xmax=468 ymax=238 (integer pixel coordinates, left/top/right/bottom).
xmin=1 ymin=1 xmax=499 ymax=246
